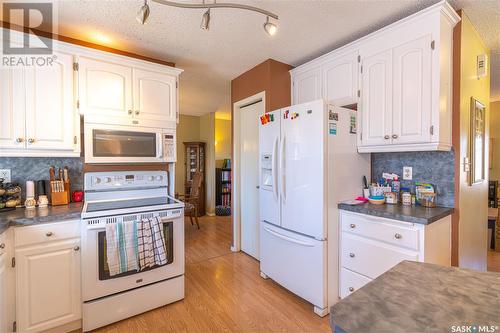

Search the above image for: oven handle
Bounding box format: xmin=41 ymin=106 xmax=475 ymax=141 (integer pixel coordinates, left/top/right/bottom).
xmin=85 ymin=217 xmax=181 ymax=230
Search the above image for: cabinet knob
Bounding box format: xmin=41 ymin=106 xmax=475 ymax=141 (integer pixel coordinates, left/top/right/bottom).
xmin=0 ymin=243 xmax=5 ymax=249
xmin=74 ymin=246 xmax=80 ymax=251
xmin=27 ymin=138 xmax=35 ymax=144
xmin=135 ymin=110 xmax=140 ymax=115
xmin=384 ymin=135 xmax=390 ymax=140
xmin=16 ymin=137 xmax=24 ymax=143
xmin=46 ymin=232 xmax=53 ymax=237
xmin=349 ymin=287 xmax=354 ymax=292
xmin=392 ymin=134 xmax=398 ymax=139
xmin=349 ymin=224 xmax=356 ymax=229
xmin=349 ymin=252 xmax=355 ymax=258
xmin=128 ymin=109 xmax=133 ymax=115
xmin=395 ymin=233 xmax=402 ymax=239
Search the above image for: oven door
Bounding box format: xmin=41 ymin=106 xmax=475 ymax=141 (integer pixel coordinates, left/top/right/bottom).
xmin=84 ymin=124 xmax=166 ymax=164
xmin=81 ymin=210 xmax=184 ymax=302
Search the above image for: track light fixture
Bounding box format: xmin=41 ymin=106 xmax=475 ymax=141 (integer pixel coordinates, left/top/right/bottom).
xmin=139 ymin=0 xmax=279 ymax=36
xmin=136 ymin=0 xmax=150 ymax=25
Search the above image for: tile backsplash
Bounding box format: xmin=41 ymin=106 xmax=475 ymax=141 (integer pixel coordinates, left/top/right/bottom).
xmin=0 ymin=157 xmax=83 ymax=199
xmin=371 ymin=150 xmax=455 ymax=207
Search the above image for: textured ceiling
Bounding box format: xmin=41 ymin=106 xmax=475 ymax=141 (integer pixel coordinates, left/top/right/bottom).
xmin=20 ymin=0 xmax=500 ymax=114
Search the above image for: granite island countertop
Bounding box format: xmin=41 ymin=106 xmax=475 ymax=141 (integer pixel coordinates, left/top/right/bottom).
xmin=330 ymin=261 xmax=500 ymax=333
xmin=0 ymin=202 xmax=83 ymax=234
xmin=338 ymin=202 xmax=454 ymax=225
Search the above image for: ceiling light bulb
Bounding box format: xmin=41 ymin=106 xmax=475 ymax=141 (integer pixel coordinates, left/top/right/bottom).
xmin=136 ymin=0 xmax=150 ymax=25
xmin=263 ymin=16 xmax=277 ymax=36
xmin=200 ymin=9 xmax=210 ymax=30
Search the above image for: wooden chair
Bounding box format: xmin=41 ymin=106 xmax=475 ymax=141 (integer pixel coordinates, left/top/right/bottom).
xmin=177 ymin=171 xmax=202 ymax=229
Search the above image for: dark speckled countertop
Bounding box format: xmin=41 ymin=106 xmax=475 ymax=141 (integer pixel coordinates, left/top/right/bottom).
xmin=330 ymin=261 xmax=500 ymax=333
xmin=338 ymin=202 xmax=454 ymax=225
xmin=0 ymin=203 xmax=83 ymax=234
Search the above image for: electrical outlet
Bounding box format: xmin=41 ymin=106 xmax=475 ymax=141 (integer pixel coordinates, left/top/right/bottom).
xmin=403 ymin=166 xmax=413 ymax=180
xmin=0 ymin=169 xmax=11 ymax=183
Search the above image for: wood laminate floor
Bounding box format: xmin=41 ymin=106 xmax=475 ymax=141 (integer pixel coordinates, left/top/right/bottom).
xmin=487 ymin=250 xmax=500 ymax=272
xmin=87 ymin=215 xmax=330 ymax=333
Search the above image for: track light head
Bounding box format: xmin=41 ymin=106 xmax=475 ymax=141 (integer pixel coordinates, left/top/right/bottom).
xmin=200 ymin=9 xmax=211 ymax=30
xmin=136 ymin=0 xmax=150 ymax=25
xmin=263 ymin=16 xmax=277 ymax=36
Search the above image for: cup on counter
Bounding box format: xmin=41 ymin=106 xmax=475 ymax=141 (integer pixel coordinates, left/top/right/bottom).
xmin=363 ymin=188 xmax=370 ymax=198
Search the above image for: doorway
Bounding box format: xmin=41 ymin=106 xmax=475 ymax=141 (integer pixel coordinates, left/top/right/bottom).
xmin=232 ymin=92 xmax=265 ymax=259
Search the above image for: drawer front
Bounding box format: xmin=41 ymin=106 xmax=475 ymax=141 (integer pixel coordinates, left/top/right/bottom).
xmin=340 ymin=268 xmax=371 ymax=299
xmin=15 ymin=220 xmax=80 ymax=247
xmin=341 ymin=211 xmax=419 ymax=250
xmin=341 ymin=233 xmax=419 ymax=279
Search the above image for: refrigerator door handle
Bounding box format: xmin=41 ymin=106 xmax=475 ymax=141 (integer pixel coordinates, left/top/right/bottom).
xmin=272 ymin=136 xmax=279 ymax=201
xmin=280 ymin=135 xmax=286 ymax=202
xmin=263 ymin=226 xmax=314 ymax=247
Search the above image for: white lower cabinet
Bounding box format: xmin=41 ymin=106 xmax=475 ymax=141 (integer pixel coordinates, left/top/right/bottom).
xmin=339 ymin=211 xmax=451 ymax=298
xmin=15 ymin=221 xmax=81 ymax=333
xmin=0 ymin=233 xmax=9 ymax=333
xmin=0 ymin=230 xmax=16 ymax=333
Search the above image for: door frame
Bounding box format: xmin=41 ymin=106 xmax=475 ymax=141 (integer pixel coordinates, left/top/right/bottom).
xmin=232 ymin=91 xmax=266 ymax=252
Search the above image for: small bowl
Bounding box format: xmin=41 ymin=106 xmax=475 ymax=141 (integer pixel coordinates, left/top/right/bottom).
xmin=369 ymin=197 xmax=385 ymax=205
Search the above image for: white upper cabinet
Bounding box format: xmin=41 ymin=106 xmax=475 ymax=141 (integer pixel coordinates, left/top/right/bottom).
xmin=322 ymin=51 xmax=359 ymax=107
xmin=0 ymin=67 xmax=25 ymax=150
xmin=133 ymin=68 xmax=177 ymax=126
xmin=292 ymin=67 xmax=322 ymax=104
xmin=290 ymin=1 xmax=459 ymax=153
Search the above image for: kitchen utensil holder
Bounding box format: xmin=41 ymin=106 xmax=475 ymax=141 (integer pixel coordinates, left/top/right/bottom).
xmin=50 ymin=181 xmax=70 ymax=206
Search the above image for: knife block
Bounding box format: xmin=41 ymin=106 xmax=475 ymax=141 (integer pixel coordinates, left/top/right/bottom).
xmin=50 ymin=181 xmax=70 ymax=206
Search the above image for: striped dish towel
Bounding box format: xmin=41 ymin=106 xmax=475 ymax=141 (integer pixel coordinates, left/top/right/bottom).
xmin=138 ymin=216 xmax=167 ymax=270
xmin=106 ymin=221 xmax=139 ymax=276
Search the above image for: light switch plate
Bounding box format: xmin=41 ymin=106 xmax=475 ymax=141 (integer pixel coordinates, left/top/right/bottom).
xmin=0 ymin=169 xmax=11 ymax=183
xmin=403 ymin=166 xmax=412 ymax=180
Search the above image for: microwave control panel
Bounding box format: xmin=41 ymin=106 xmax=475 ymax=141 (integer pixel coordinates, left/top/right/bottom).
xmin=163 ymin=132 xmax=176 ymax=162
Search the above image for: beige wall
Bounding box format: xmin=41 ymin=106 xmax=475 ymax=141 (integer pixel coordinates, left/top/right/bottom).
xmin=200 ymin=113 xmax=216 ymax=215
xmin=215 ymin=118 xmax=231 ymax=160
xmin=456 ymin=12 xmax=490 ymax=271
xmin=489 ymin=101 xmax=500 ymax=180
xmin=175 ymin=115 xmax=200 ymax=195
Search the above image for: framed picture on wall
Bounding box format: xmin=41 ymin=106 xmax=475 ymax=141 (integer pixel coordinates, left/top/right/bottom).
xmin=469 ymin=97 xmax=486 ymax=185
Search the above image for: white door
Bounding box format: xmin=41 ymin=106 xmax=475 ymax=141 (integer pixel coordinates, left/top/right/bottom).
xmin=392 ymin=35 xmax=432 ymax=144
xmin=24 ymin=51 xmax=76 ymax=151
xmin=259 ymin=109 xmax=281 ymax=227
xmin=16 ymin=239 xmax=81 ymax=333
xmin=293 ymin=67 xmax=322 ymax=104
xmin=322 ymin=51 xmax=359 ymax=107
xmin=360 ymin=49 xmax=393 ymax=146
xmin=0 ymin=67 xmax=25 ymax=150
xmin=78 ymin=57 xmax=133 ymax=125
xmin=281 ymin=100 xmax=325 ymax=239
xmin=240 ymin=100 xmax=263 ymax=259
xmin=133 ymin=68 xmax=177 ymax=127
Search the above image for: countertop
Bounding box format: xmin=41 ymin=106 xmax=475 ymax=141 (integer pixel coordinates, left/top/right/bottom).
xmin=338 ymin=202 xmax=454 ymax=225
xmin=330 ymin=261 xmax=500 ymax=333
xmin=0 ymin=203 xmax=83 ymax=234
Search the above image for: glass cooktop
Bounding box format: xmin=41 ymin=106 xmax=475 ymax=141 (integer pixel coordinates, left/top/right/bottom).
xmin=86 ymin=197 xmax=178 ymax=213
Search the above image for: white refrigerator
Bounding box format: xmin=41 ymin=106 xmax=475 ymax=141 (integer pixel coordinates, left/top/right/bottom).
xmin=259 ymin=99 xmax=370 ymax=316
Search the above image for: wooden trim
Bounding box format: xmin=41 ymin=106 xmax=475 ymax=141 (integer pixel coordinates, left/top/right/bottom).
xmin=0 ymin=21 xmax=175 ymax=68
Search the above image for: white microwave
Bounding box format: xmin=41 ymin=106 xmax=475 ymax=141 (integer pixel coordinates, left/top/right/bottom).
xmin=84 ymin=124 xmax=176 ymax=164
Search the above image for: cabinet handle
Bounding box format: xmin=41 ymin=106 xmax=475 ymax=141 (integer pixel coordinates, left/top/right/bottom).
xmin=349 ymin=252 xmax=355 ymax=258
xmin=46 ymin=232 xmax=53 ymax=237
xmin=16 ymin=138 xmax=24 ymax=143
xmin=135 ymin=110 xmax=140 ymax=115
xmin=128 ymin=109 xmax=133 ymax=115
xmin=27 ymin=138 xmax=35 ymax=144
xmin=349 ymin=287 xmax=354 ymax=292
xmin=0 ymin=243 xmax=5 ymax=249
xmin=384 ymin=135 xmax=390 ymax=140
xmin=349 ymin=224 xmax=356 ymax=229
xmin=392 ymin=134 xmax=398 ymax=139
xmin=74 ymin=246 xmax=80 ymax=251
xmin=395 ymin=233 xmax=402 ymax=239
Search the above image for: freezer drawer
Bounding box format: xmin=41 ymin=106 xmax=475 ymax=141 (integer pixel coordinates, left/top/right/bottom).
xmin=260 ymin=222 xmax=326 ymax=308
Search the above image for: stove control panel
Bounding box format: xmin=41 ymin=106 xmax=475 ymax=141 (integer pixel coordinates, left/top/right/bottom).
xmin=85 ymin=171 xmax=168 ymax=191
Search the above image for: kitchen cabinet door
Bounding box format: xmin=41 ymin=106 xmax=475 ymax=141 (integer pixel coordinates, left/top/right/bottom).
xmin=133 ymin=68 xmax=177 ymax=127
xmin=24 ymin=51 xmax=77 ymax=151
xmin=78 ymin=56 xmax=133 ymax=125
xmin=0 ymin=67 xmax=25 ymax=150
xmin=0 ymin=236 xmax=8 ymax=333
xmin=322 ymin=51 xmax=359 ymax=107
xmin=359 ymin=49 xmax=393 ymax=147
xmin=392 ymin=35 xmax=432 ymax=144
xmin=292 ymin=67 xmax=322 ymax=104
xmin=16 ymin=238 xmax=81 ymax=333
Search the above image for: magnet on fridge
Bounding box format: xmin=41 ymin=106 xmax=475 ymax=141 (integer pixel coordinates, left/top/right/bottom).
xmin=284 ymin=110 xmax=289 ymax=119
xmin=266 ymin=113 xmax=270 ymax=123
xmin=270 ymin=114 xmax=274 ymax=121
